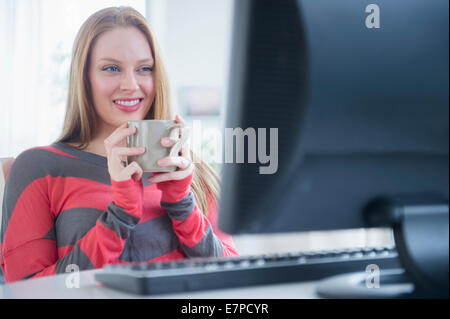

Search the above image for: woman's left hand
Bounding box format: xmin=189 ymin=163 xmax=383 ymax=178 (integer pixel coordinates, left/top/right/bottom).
xmin=147 ymin=114 xmax=194 ymax=184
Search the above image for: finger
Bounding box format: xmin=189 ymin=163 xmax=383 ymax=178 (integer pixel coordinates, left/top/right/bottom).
xmin=169 ymin=127 xmax=180 ymax=139
xmin=175 ymin=114 xmax=185 ymax=124
xmin=110 ymin=146 xmax=146 ymax=158
xmin=147 ymin=169 xmax=191 ymax=184
xmin=110 ymin=122 xmax=131 ymax=138
xmin=181 ymin=140 xmax=190 ymax=158
xmin=107 ymin=147 xmax=144 ymax=176
xmin=148 ymin=172 xmax=171 ymax=183
xmin=160 ymin=137 xmax=177 ymax=147
xmin=180 ymin=127 xmax=191 ymax=159
xmin=104 ymin=126 xmax=137 ymax=150
xmin=121 ymin=161 xmax=143 ymax=181
xmin=131 ymin=169 xmax=143 ymax=182
xmin=157 ymin=156 xmax=192 ymax=170
xmin=115 ymin=122 xmax=128 ymax=130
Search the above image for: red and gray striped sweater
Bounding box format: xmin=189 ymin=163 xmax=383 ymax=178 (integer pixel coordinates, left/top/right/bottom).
xmin=0 ymin=143 xmax=238 ymax=283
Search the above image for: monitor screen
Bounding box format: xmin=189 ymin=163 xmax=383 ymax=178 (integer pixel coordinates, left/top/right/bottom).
xmin=218 ymin=0 xmax=449 ymax=234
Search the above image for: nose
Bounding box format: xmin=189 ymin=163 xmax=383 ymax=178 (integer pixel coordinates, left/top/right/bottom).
xmin=120 ymin=69 xmax=139 ymax=91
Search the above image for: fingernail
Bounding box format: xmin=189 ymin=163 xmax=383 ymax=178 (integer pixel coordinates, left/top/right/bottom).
xmin=162 ymin=138 xmax=170 ymax=146
xmin=158 ymin=158 xmax=167 ymax=166
xmin=140 ymin=147 xmax=146 ymax=152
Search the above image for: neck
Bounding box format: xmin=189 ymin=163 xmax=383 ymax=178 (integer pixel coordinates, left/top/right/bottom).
xmin=83 ymin=123 xmax=118 ymax=157
xmin=84 ymin=139 xmax=108 ymax=157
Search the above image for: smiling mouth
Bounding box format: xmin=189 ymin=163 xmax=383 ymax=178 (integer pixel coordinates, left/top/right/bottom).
xmin=113 ymin=98 xmax=143 ymax=106
xmin=113 ymin=98 xmax=144 ymax=112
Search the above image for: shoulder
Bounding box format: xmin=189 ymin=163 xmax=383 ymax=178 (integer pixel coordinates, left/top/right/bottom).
xmin=14 ymin=144 xmax=78 ymax=162
xmin=7 ymin=145 xmax=78 ymax=185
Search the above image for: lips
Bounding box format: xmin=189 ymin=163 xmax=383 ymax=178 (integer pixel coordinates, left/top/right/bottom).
xmin=113 ymin=98 xmax=144 ymax=112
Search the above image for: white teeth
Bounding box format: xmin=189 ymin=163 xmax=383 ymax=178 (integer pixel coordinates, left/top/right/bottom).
xmin=114 ymin=99 xmax=140 ymax=106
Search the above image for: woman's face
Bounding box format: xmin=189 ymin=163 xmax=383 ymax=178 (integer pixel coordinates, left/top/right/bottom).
xmin=89 ymin=26 xmax=155 ymax=133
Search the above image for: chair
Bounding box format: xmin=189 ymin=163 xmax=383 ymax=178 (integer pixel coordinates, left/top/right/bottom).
xmin=0 ymin=157 xmax=13 ymax=282
xmin=0 ymin=157 xmax=14 ymax=223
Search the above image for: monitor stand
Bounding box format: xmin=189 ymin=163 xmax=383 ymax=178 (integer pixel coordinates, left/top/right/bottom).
xmin=316 ymin=195 xmax=449 ymax=298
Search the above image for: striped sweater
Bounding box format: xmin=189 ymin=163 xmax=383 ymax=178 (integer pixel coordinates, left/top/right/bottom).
xmin=0 ymin=143 xmax=238 ymax=283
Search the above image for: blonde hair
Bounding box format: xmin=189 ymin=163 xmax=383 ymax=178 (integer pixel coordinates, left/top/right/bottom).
xmin=55 ymin=6 xmax=219 ymax=216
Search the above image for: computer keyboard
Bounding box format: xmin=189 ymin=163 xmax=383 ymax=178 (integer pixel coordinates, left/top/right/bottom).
xmin=94 ymin=246 xmax=401 ymax=295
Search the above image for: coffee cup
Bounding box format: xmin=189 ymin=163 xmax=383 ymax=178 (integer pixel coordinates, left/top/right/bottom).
xmin=126 ymin=120 xmax=188 ymax=172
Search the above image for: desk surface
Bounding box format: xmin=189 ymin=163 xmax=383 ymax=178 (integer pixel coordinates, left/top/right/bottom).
xmin=0 ymin=269 xmax=320 ymax=299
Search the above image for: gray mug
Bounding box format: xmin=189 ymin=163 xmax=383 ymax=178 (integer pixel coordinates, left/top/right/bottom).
xmin=126 ymin=120 xmax=188 ymax=172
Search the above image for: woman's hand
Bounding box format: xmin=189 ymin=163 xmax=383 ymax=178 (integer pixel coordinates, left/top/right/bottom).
xmin=104 ymin=122 xmax=146 ymax=182
xmin=147 ymin=114 xmax=194 ymax=184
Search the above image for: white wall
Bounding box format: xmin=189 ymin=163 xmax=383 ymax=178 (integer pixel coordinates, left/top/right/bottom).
xmin=147 ymin=0 xmax=233 ymax=121
xmin=165 ymin=0 xmax=232 ymax=115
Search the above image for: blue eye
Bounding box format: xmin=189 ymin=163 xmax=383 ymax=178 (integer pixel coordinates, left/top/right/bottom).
xmin=103 ymin=65 xmax=119 ymax=72
xmin=140 ymin=66 xmax=153 ymax=72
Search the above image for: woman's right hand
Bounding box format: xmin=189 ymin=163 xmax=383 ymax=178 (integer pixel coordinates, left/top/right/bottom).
xmin=104 ymin=122 xmax=146 ymax=182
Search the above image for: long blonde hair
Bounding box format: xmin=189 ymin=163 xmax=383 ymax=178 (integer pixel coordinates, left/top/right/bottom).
xmin=55 ymin=6 xmax=219 ymax=216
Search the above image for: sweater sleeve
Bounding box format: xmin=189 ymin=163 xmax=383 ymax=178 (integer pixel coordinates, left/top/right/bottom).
xmin=1 ymin=155 xmax=143 ymax=283
xmin=156 ymin=172 xmax=239 ymax=258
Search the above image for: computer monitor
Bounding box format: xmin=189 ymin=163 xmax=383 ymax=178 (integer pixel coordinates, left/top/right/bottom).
xmin=218 ymin=0 xmax=448 ymax=297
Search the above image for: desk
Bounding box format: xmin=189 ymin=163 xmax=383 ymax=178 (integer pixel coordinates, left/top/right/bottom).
xmin=0 ymin=269 xmax=320 ymax=299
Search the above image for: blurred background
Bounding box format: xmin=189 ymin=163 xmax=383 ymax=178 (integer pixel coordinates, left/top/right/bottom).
xmin=0 ymin=0 xmax=393 ymax=255
xmin=0 ymin=0 xmax=229 ymax=171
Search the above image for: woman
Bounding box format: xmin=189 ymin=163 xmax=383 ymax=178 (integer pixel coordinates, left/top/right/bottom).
xmin=0 ymin=6 xmax=238 ymax=283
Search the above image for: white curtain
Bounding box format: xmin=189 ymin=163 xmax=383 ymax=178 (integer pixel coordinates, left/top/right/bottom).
xmin=0 ymin=0 xmax=47 ymax=158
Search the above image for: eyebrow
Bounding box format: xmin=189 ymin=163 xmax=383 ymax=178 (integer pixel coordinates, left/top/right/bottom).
xmin=98 ymin=57 xmax=154 ymax=64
